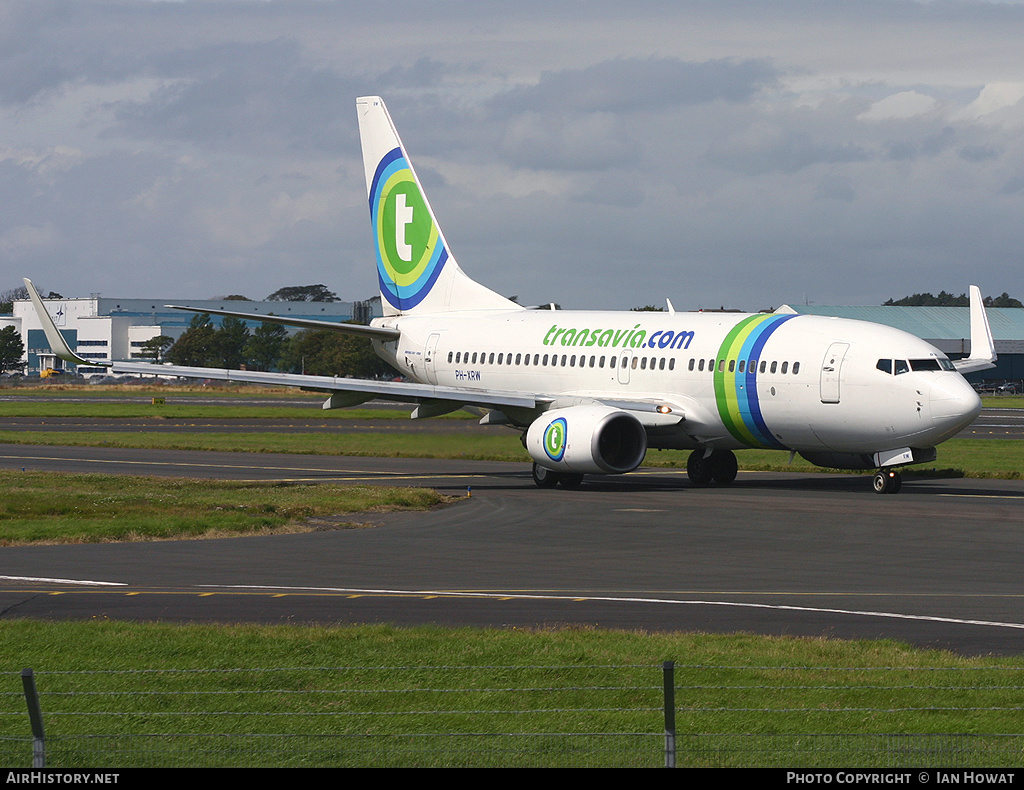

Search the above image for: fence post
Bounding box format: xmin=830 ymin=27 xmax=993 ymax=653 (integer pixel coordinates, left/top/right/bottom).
xmin=21 ymin=668 xmax=45 ymax=768
xmin=663 ymin=661 xmax=676 ymax=768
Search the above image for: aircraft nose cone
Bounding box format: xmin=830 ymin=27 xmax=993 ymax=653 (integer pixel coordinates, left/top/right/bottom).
xmin=930 ymin=375 xmax=982 ymax=427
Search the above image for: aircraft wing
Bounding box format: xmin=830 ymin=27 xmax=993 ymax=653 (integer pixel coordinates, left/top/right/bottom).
xmin=165 ymin=304 xmax=401 ymax=341
xmin=952 ymin=285 xmax=997 ymax=374
xmin=22 ymin=278 xmax=99 ymax=367
xmin=110 ymin=360 xmax=540 ymax=410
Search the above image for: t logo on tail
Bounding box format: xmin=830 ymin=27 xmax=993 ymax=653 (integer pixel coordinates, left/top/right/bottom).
xmin=394 ymin=192 xmax=414 ymax=262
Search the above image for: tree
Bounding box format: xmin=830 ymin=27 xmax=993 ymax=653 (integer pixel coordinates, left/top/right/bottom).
xmin=212 ymin=316 xmax=250 ymax=369
xmin=884 ymin=291 xmax=1023 ymax=308
xmin=987 ymin=292 xmax=1024 ymax=308
xmin=138 ymin=335 xmax=174 ymax=362
xmin=245 ymin=322 xmax=288 ymax=371
xmin=1 ymin=285 xmax=60 ymax=314
xmin=280 ymin=328 xmax=397 ymax=379
xmin=265 ymin=284 xmax=339 ymax=302
xmin=0 ymin=325 xmax=25 ymax=371
xmin=167 ymin=314 xmax=217 ymax=367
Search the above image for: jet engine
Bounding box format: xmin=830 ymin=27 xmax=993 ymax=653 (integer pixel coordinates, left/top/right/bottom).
xmin=525 ymin=405 xmax=648 ymax=475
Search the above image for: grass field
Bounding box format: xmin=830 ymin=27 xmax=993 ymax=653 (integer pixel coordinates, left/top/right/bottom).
xmin=2 ymin=620 xmax=1023 ymax=767
xmin=0 ymin=470 xmax=448 ymax=544
xmin=0 ymin=428 xmax=1019 ymax=478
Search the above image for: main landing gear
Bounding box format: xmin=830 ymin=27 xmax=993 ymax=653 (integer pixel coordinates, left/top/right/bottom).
xmin=686 ymin=449 xmax=738 ymax=487
xmin=531 ymin=463 xmax=584 ymax=489
xmin=872 ymin=469 xmax=903 ymax=494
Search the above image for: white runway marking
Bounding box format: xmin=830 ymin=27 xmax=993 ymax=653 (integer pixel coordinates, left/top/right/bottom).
xmin=0 ymin=575 xmax=126 ymax=587
xmin=203 ymin=585 xmax=1024 ymax=632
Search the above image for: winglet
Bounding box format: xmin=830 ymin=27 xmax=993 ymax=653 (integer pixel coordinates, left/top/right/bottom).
xmin=953 ymin=285 xmax=997 ymax=374
xmin=22 ymin=278 xmax=107 ymax=369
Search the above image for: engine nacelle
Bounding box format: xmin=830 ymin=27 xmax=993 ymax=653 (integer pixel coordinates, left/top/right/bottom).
xmin=525 ymin=405 xmax=647 ymax=475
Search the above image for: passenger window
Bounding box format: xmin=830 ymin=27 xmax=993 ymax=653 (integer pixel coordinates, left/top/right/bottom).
xmin=738 ymin=360 xmax=745 ymax=373
xmin=781 ymin=361 xmax=789 ymax=374
xmin=760 ymin=360 xmax=766 ymax=374
xmin=793 ymin=362 xmax=800 ymax=374
xmin=770 ymin=361 xmax=777 ymax=374
xmin=728 ymin=360 xmax=736 ymax=373
xmin=660 ymin=358 xmax=666 ymax=370
xmin=668 ymin=358 xmax=675 ymax=371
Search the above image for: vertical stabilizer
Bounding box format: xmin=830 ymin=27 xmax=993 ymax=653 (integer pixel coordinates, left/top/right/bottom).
xmin=356 ymin=96 xmax=518 ymax=316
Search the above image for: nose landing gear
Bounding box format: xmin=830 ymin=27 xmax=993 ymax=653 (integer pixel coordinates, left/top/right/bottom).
xmin=872 ymin=469 xmax=903 ymax=494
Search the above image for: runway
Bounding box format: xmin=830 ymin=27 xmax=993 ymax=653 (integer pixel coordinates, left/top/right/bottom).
xmin=2 ymin=442 xmax=1024 ymax=655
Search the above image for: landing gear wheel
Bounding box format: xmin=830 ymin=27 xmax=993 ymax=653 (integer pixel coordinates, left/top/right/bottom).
xmin=872 ymin=470 xmax=902 ymax=494
xmin=559 ymin=473 xmax=584 ymax=489
xmin=710 ymin=450 xmax=738 ymax=485
xmin=532 ymin=463 xmax=561 ymax=489
xmin=687 ymin=450 xmax=714 ymax=486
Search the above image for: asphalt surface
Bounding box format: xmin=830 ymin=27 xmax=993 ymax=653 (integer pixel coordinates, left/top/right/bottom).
xmin=2 ymin=442 xmax=1024 ymax=655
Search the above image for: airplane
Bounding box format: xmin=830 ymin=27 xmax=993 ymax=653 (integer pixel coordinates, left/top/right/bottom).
xmin=24 ymin=95 xmax=997 ymax=494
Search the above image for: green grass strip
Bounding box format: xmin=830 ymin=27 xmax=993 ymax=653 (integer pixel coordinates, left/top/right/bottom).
xmin=0 ymin=470 xmax=447 ymax=544
xmin=0 ymin=430 xmax=1021 ymax=478
xmin=2 ymin=621 xmax=1024 ymax=767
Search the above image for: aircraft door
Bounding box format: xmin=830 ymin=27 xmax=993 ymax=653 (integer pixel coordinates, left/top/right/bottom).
xmin=424 ymin=333 xmax=441 ymax=385
xmin=617 ymin=351 xmax=632 ymax=385
xmin=819 ymin=342 xmax=849 ymax=404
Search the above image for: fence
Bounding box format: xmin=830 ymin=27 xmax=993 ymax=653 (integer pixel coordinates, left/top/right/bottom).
xmin=3 ymin=663 xmax=1024 ymax=768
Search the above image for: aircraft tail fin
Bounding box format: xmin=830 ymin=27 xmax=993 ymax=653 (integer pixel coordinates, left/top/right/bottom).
xmin=356 ymin=96 xmax=517 ymax=316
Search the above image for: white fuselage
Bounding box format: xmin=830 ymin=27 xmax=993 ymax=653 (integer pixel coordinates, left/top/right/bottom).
xmin=372 ymin=308 xmax=981 ymax=457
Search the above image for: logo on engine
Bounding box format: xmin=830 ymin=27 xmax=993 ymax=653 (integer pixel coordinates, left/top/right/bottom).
xmin=543 ymin=417 xmax=567 ymax=462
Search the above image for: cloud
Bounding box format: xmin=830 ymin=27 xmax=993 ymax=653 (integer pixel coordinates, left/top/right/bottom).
xmin=858 ymin=91 xmax=939 ymax=121
xmin=491 ymin=56 xmax=779 ymax=116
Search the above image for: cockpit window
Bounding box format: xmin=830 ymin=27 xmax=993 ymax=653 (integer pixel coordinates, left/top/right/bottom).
xmin=894 ymin=359 xmax=910 ymax=375
xmin=876 ymin=359 xmax=892 ymax=374
xmin=909 ymin=358 xmax=956 ymax=372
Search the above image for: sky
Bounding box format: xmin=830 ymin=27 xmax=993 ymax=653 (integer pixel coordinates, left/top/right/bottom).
xmin=2 ymin=0 xmax=1024 ymax=312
